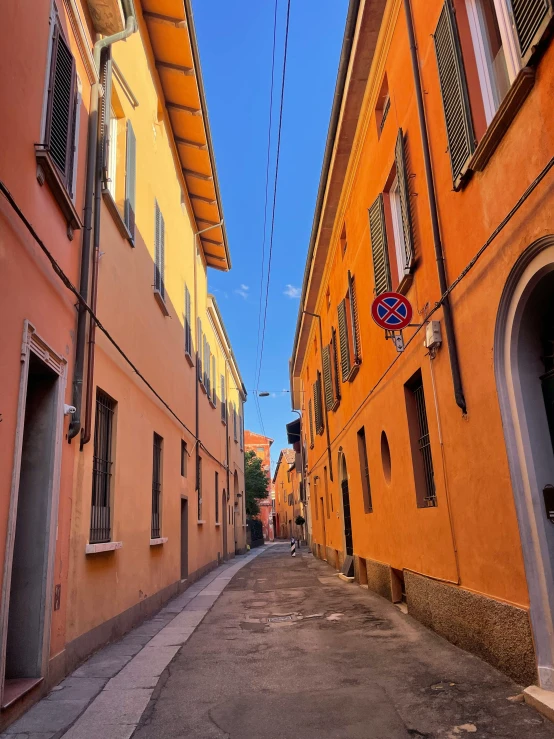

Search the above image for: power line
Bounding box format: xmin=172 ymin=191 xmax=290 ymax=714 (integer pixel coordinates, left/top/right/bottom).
xmin=253 ymin=0 xmax=279 ymax=439
xmin=255 ymin=0 xmax=292 ymax=395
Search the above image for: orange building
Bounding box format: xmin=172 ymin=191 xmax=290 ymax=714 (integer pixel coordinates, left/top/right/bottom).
xmin=0 ymin=0 xmax=245 ymax=726
xmin=273 ymin=449 xmax=305 ymax=541
xmin=244 ymin=430 xmax=274 ymax=540
xmin=290 ymin=0 xmax=554 ymax=692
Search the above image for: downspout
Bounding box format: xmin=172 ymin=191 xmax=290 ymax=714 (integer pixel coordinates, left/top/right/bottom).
xmin=68 ymin=1 xmax=137 ymax=441
xmin=403 ymin=0 xmax=467 ymax=414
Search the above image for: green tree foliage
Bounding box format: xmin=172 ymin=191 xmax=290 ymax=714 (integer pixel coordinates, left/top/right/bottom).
xmin=245 ymin=450 xmax=270 ymax=516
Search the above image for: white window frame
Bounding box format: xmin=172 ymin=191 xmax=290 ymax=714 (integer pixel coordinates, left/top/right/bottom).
xmin=389 ymin=177 xmax=407 ymax=283
xmin=465 ymin=0 xmax=522 ymax=124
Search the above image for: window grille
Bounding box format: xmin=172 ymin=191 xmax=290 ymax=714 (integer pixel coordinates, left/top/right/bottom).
xmin=91 ymin=390 xmax=115 ymax=543
xmin=413 ymin=382 xmax=436 ymax=505
xmin=152 ymin=433 xmax=162 ymax=538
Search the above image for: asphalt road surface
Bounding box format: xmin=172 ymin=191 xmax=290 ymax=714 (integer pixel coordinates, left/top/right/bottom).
xmin=133 ymin=542 xmax=554 ymax=739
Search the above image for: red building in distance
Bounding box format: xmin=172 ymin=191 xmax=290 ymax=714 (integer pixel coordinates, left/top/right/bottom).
xmin=244 ymin=431 xmax=274 ymax=541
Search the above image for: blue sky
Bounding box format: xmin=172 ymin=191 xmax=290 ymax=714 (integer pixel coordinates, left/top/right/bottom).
xmin=192 ymin=0 xmax=348 ymax=472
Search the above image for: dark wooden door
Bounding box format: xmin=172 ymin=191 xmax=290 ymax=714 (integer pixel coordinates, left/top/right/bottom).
xmin=341 ymin=479 xmax=353 ymax=556
xmin=180 ymin=499 xmax=188 ymax=579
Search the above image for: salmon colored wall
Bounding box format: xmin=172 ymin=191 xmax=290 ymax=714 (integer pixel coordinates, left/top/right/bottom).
xmin=273 ymin=452 xmax=301 ymax=539
xmin=0 ymin=0 xmax=93 ymax=665
xmin=299 ymin=0 xmax=554 ymax=611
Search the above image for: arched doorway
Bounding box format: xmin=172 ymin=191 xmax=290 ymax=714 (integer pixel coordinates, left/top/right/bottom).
xmin=338 ymin=450 xmax=353 ymax=557
xmin=495 ymin=236 xmax=554 ymax=689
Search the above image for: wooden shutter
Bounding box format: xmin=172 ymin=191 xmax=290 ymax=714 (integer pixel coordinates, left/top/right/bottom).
xmin=369 ymin=195 xmax=391 ymax=295
xmin=348 ymin=271 xmax=361 ymax=364
xmin=154 ymin=202 xmax=165 ymax=299
xmin=395 ymin=128 xmax=414 ymax=270
xmin=433 ymin=1 xmax=475 ymax=186
xmin=212 ymin=355 xmax=216 ymax=404
xmin=308 ymin=399 xmax=314 ymax=448
xmin=313 ymin=376 xmax=323 ymax=434
xmin=337 ymin=300 xmax=351 ymax=381
xmin=125 ymin=121 xmax=137 ymax=241
xmin=331 ymin=327 xmax=341 ymax=404
xmin=197 ymin=318 xmax=203 ymax=380
xmin=322 ymin=345 xmax=334 ymax=411
xmin=220 ymin=376 xmax=226 ymax=423
xmin=45 ymin=24 xmax=77 ymax=185
xmin=511 ymin=0 xmax=553 ymax=60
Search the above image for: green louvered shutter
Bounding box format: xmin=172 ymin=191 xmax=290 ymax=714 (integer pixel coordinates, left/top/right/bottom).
xmin=154 ymin=201 xmax=164 ymax=299
xmin=197 ymin=318 xmax=203 ymax=380
xmin=308 ymin=400 xmax=314 ymax=448
xmin=348 ymin=271 xmax=361 ymax=364
xmin=125 ymin=120 xmax=136 ymax=241
xmin=510 ymin=0 xmax=553 ymax=61
xmin=322 ymin=345 xmax=334 ymax=411
xmin=369 ymin=195 xmax=391 ymax=296
xmin=337 ymin=300 xmax=351 ymax=381
xmin=331 ymin=327 xmax=341 ymax=403
xmin=434 ymin=1 xmax=475 ymax=187
xmin=185 ymin=285 xmax=192 ymax=355
xmin=313 ymin=378 xmax=323 ymax=435
xmin=395 ymin=129 xmax=414 ymax=270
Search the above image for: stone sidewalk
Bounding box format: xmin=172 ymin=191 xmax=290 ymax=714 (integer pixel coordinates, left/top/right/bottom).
xmin=1 ymin=546 xmax=270 ymax=739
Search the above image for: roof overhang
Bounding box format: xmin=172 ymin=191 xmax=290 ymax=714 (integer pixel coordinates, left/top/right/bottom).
xmin=289 ymin=0 xmax=387 ymax=404
xmin=140 ymin=0 xmax=230 ymax=270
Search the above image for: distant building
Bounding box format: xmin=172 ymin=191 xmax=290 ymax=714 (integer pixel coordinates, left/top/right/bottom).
xmin=244 ymin=431 xmax=274 ymax=540
xmin=273 ymin=449 xmax=305 ymax=541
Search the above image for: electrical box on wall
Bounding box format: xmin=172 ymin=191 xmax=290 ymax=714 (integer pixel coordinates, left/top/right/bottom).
xmin=425 ymin=321 xmax=442 ymax=350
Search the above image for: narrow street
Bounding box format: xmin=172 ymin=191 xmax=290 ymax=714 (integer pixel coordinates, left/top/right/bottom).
xmin=129 ymin=543 xmax=551 ymax=739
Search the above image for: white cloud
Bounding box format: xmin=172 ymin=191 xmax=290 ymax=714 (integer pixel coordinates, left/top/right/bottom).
xmin=284 ymin=284 xmax=301 ymax=299
xmin=235 ymin=287 xmax=248 ymax=299
xmin=240 ymin=284 xmax=249 ymax=291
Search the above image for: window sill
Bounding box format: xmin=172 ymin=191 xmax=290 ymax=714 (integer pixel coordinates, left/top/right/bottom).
xmin=221 ymin=417 xmax=227 ymax=426
xmin=215 ymin=522 xmax=221 ymax=527
xmin=185 ymin=351 xmax=194 ymax=367
xmin=150 ymin=537 xmax=168 ymax=546
xmin=209 ymin=398 xmax=216 ymax=409
xmin=85 ymin=541 xmax=122 ymax=554
xmin=347 ymin=363 xmax=360 ymax=382
xmin=102 ymin=187 xmax=134 ymax=245
xmin=396 ymin=272 xmax=413 ymax=295
xmin=197 ymin=520 xmax=206 ymax=525
xmin=153 ymin=288 xmax=170 ymax=316
xmin=35 ymin=146 xmax=82 ymax=238
xmin=200 ymin=382 xmax=207 ymax=394
xmin=469 ymin=67 xmax=535 ymax=173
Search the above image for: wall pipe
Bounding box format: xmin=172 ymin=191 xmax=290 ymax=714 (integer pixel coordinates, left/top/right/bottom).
xmin=69 ymin=1 xmax=137 ymax=442
xmin=403 ymin=0 xmax=467 ymax=414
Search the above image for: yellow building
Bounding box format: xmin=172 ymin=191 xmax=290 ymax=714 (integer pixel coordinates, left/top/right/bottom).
xmin=59 ymin=0 xmax=246 ymax=681
xmin=273 ymin=449 xmax=305 ymax=541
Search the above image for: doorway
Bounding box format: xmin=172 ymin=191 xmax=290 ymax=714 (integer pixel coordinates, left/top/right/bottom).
xmin=320 ymin=497 xmax=327 ymax=560
xmin=180 ymin=498 xmax=188 ymax=580
xmin=495 ymin=237 xmax=554 ymax=689
xmin=339 ymin=452 xmax=353 ymax=557
xmin=1 ymin=326 xmax=66 ymax=705
xmin=222 ymin=490 xmax=227 ymax=558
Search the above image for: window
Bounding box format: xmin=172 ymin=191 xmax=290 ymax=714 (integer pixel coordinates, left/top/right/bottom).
xmin=197 ymin=318 xmax=203 ymax=382
xmin=434 ymin=0 xmax=550 ymax=185
xmin=91 ymin=389 xmax=116 ymax=544
xmin=44 ymin=21 xmax=78 ymax=191
xmin=215 ymin=471 xmax=219 ymax=523
xmin=154 ymin=201 xmax=165 ymax=301
xmin=36 ymin=16 xmax=82 ymax=234
xmin=405 ymin=371 xmax=436 ymax=507
xmin=337 ymin=272 xmax=361 ymax=382
xmin=104 ymin=96 xmax=136 ymax=244
xmin=197 ymin=456 xmax=203 ymax=520
xmin=185 ymin=285 xmax=193 ymax=357
xmin=370 ymin=130 xmax=413 ymax=293
xmin=152 ymin=433 xmax=163 ymax=538
xmin=220 ymin=375 xmax=226 ymax=423
xmin=376 ymin=73 xmax=390 ymax=136
xmin=323 ymin=329 xmax=341 ymax=411
xmin=308 ymin=399 xmax=314 ymax=449
xmin=233 ymin=403 xmax=238 ymax=442
xmin=313 ymin=372 xmax=324 ymax=435
xmin=181 ymin=439 xmax=187 ymax=477
xmin=357 ymin=427 xmax=372 ymax=513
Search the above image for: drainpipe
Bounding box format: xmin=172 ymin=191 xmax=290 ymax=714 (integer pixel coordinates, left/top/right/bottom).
xmin=403 ymin=0 xmax=467 ymax=414
xmin=69 ymin=1 xmax=137 ymax=442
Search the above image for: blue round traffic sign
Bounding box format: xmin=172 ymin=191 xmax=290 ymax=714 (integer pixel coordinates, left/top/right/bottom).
xmin=371 ymin=292 xmax=413 ymax=330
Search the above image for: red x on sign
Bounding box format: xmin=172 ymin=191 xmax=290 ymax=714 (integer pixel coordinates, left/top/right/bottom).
xmin=371 ymin=292 xmax=413 ymax=330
